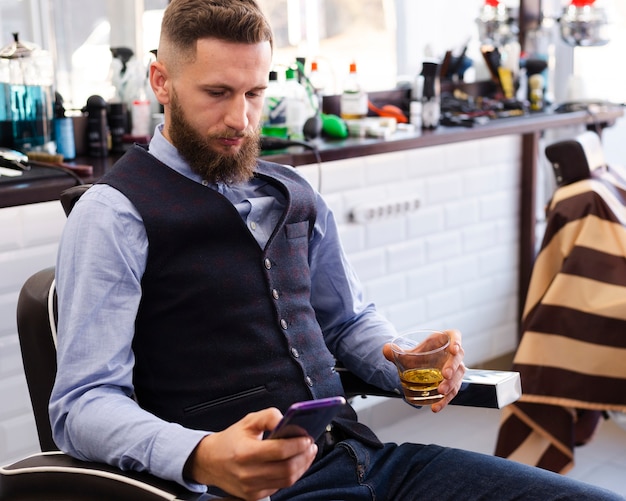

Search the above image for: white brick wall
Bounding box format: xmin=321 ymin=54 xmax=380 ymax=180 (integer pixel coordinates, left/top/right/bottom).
xmin=297 ymin=134 xmax=522 ymax=368
xmin=0 ymin=201 xmax=66 ymax=464
xmin=0 ymin=134 xmax=522 ymax=464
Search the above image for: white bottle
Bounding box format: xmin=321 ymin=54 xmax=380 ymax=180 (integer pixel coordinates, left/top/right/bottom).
xmin=308 ymin=59 xmax=327 ymax=109
xmin=261 ymin=70 xmax=288 ymax=138
xmin=340 ymin=61 xmax=368 ymax=120
xmin=284 ymin=66 xmax=310 ymax=140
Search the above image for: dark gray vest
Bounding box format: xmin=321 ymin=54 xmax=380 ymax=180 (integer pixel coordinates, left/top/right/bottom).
xmin=98 ymin=146 xmax=380 ymax=446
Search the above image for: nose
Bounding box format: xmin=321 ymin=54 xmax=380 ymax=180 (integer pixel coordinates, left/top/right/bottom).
xmin=223 ymin=95 xmax=249 ymax=132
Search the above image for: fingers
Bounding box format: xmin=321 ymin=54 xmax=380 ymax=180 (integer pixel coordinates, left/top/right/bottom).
xmin=186 ymin=408 xmax=317 ymax=500
xmin=435 ymin=329 xmax=465 ymax=413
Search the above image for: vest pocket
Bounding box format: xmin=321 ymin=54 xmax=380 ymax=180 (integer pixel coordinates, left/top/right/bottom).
xmin=183 ymin=385 xmax=268 ymax=415
xmin=285 ymin=221 xmax=309 ymax=239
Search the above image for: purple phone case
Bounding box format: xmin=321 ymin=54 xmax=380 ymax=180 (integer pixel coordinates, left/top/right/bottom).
xmin=267 ymin=396 xmax=346 ymax=440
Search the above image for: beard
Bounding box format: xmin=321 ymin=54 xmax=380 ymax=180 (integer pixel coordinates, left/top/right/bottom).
xmin=168 ymin=90 xmax=260 ymax=184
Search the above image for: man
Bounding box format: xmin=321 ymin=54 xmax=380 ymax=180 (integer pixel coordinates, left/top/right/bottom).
xmin=49 ymin=1 xmax=622 ymax=500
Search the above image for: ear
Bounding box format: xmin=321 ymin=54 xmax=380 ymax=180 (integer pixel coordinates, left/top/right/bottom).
xmin=149 ymin=61 xmax=171 ymax=105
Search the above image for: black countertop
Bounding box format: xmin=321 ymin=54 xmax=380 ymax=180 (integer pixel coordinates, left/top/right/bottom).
xmin=1 ymin=106 xmax=623 ymax=209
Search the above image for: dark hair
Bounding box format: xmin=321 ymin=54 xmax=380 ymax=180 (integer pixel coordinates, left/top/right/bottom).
xmin=160 ymin=0 xmax=273 ymax=64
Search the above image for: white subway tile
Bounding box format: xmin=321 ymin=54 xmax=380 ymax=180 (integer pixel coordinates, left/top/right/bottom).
xmin=386 ymin=239 xmax=425 ymax=274
xmin=338 ymin=224 xmax=365 ymax=254
xmin=365 ymin=151 xmax=408 ymax=184
xmin=406 ymin=145 xmax=445 ymax=178
xmin=21 ymin=201 xmax=66 ymax=247
xmin=425 ymin=288 xmax=463 ymax=319
xmin=479 ymin=135 xmax=520 ymax=164
xmin=444 ymin=255 xmax=480 ymax=287
xmin=479 ymin=190 xmax=519 ymax=222
xmin=407 ymin=206 xmax=445 ymax=238
xmin=0 ymin=207 xmax=23 ymax=252
xmin=0 ymin=374 xmax=32 ymax=419
xmin=443 ymin=140 xmax=481 ymax=170
xmin=424 ymin=231 xmax=462 ymax=263
xmin=348 ymin=248 xmax=386 ymax=282
xmin=385 ymin=299 xmax=427 ymax=332
xmin=0 ymin=244 xmax=58 ymax=294
xmin=0 ymin=335 xmax=22 ymax=377
xmin=0 ymin=413 xmax=39 ymax=464
xmin=363 ymin=273 xmax=407 ymax=308
xmin=0 ymin=291 xmax=18 ymax=336
xmin=462 ymin=221 xmax=498 ymax=253
xmin=478 ymin=244 xmax=519 ymax=276
xmin=407 ymin=263 xmax=446 ymax=298
xmin=320 ymin=157 xmax=366 ymax=194
xmin=444 ymin=199 xmax=480 ymax=229
xmin=364 ymin=216 xmax=406 ymax=249
xmin=424 ymin=174 xmax=463 ymax=205
xmin=464 ymin=165 xmax=501 ymax=197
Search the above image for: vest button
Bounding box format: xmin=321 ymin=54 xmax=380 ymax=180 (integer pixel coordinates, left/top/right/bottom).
xmin=272 ymin=289 xmax=279 ymax=299
xmin=305 ymin=376 xmax=313 ymax=387
xmin=280 ymin=319 xmax=288 ymax=329
xmin=264 ymin=258 xmax=272 ymax=270
xmin=290 ymin=347 xmax=299 ymax=358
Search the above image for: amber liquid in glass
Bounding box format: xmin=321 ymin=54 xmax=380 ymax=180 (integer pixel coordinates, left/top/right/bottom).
xmin=399 ymin=367 xmax=444 ymax=404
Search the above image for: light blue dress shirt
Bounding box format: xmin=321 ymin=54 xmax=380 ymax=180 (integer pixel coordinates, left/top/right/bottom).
xmin=49 ymin=125 xmax=400 ymax=492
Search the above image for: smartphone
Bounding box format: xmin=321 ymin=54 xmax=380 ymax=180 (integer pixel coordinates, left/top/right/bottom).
xmin=266 ymin=396 xmax=346 ymax=441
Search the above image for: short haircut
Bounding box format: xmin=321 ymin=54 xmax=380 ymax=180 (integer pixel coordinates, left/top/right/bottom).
xmin=158 ymin=0 xmax=273 ymax=70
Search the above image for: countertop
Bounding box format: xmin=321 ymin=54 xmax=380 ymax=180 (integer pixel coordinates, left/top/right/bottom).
xmin=1 ymin=106 xmax=623 ymax=209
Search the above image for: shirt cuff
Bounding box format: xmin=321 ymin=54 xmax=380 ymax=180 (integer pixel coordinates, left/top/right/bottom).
xmin=151 ymin=423 xmax=210 ymax=492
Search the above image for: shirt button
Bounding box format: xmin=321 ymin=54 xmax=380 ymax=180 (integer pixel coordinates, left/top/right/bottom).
xmin=264 ymin=258 xmax=271 ymax=270
xmin=250 ymin=221 xmax=257 ymax=231
xmin=272 ymin=289 xmax=279 ymax=299
xmin=280 ymin=319 xmax=288 ymax=329
xmin=305 ymin=376 xmax=313 ymax=387
xmin=290 ymin=347 xmax=299 ymax=358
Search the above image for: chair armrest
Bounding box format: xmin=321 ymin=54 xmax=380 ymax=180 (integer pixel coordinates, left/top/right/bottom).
xmin=337 ymin=365 xmax=521 ymax=409
xmin=0 ymin=451 xmax=205 ymax=501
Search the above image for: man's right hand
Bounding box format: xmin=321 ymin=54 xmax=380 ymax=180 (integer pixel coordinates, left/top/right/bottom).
xmin=184 ymin=408 xmax=318 ymax=501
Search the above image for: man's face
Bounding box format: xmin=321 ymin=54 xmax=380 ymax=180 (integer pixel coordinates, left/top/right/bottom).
xmin=154 ymin=38 xmax=272 ymax=183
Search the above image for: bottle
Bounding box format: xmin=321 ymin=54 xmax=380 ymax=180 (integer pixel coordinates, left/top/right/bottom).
xmin=340 ymin=61 xmax=368 ymax=120
xmin=108 ymin=101 xmax=128 ymax=154
xmin=420 ymin=61 xmax=440 ymax=129
xmin=53 ymin=92 xmax=76 ymax=160
xmin=308 ymin=60 xmax=327 ymax=107
xmin=261 ymin=70 xmax=288 ymax=138
xmin=84 ymin=95 xmax=109 ymax=157
xmin=131 ymin=88 xmax=151 ymax=137
xmin=0 ymin=33 xmax=55 ymax=153
xmin=284 ymin=66 xmax=310 ymax=140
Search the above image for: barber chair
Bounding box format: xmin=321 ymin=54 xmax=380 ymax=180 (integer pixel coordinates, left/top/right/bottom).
xmin=545 ymin=130 xmax=607 ymax=187
xmin=1 ymin=186 xmax=520 ymax=500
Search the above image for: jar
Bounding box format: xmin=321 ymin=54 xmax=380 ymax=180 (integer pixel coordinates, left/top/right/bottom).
xmin=0 ymin=33 xmax=55 ymax=152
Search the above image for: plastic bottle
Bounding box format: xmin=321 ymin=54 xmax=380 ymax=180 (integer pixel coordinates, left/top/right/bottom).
xmin=420 ymin=61 xmax=441 ymax=129
xmin=284 ymin=66 xmax=310 ymax=140
xmin=308 ymin=60 xmax=327 ymax=106
xmin=261 ymin=70 xmax=288 ymax=138
xmin=84 ymin=95 xmax=109 ymax=157
xmin=53 ymin=92 xmax=76 ymax=160
xmin=131 ymin=88 xmax=151 ymax=137
xmin=108 ymin=101 xmax=128 ymax=154
xmin=340 ymin=61 xmax=368 ymax=120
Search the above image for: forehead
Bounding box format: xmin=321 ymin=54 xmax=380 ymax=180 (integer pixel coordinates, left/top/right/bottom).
xmin=184 ymin=38 xmax=272 ymax=80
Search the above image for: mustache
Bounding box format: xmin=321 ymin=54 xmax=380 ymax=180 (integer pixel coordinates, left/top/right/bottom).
xmin=208 ymin=130 xmax=256 ymax=140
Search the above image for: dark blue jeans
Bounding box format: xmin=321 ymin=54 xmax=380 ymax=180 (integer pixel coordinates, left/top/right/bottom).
xmin=273 ymin=439 xmax=623 ymax=500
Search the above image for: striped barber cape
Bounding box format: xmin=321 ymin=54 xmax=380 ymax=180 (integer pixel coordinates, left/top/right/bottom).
xmin=494 ymin=164 xmax=626 ymax=474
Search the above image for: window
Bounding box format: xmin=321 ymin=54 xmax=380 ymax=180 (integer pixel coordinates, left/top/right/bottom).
xmin=257 ymin=0 xmax=397 ymax=94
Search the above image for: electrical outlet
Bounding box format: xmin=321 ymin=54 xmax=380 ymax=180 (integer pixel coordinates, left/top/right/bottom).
xmin=350 ymin=196 xmax=420 ymax=223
